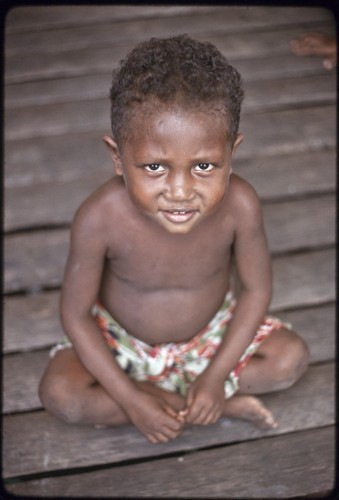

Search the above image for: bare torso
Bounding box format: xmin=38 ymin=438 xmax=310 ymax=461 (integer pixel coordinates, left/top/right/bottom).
xmin=97 ymin=177 xmax=235 ymax=344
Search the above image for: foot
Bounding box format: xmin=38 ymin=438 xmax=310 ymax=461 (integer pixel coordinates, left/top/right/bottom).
xmin=222 ymin=395 xmax=278 ymax=429
xmin=290 ymin=33 xmax=337 ymax=69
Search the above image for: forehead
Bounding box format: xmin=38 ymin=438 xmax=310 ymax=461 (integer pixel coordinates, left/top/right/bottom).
xmin=122 ymin=101 xmax=231 ymax=148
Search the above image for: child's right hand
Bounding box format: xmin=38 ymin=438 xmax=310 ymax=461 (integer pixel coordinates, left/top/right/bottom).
xmin=125 ymin=390 xmax=185 ymax=444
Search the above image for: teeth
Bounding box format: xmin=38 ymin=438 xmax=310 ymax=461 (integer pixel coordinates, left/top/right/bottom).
xmin=172 ymin=211 xmax=187 ymax=214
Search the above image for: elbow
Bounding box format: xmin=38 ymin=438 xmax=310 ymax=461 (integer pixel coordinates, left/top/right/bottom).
xmin=59 ymin=301 xmax=73 ymax=334
xmin=59 ymin=303 xmax=92 ymax=339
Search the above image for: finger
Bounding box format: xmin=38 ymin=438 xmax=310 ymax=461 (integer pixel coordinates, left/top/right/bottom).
xmin=193 ymin=407 xmax=211 ymax=425
xmin=189 ymin=403 xmax=221 ymax=425
xmin=178 ymin=409 xmax=189 ymax=417
xmin=163 ymin=412 xmax=184 ymax=431
xmin=186 ymin=403 xmax=204 ymax=424
xmin=177 ymin=409 xmax=189 ymax=422
xmin=163 ymin=403 xmax=180 ymax=419
xmin=199 ymin=409 xmax=219 ymax=426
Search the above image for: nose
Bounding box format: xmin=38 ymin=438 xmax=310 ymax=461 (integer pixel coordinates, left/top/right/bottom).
xmin=163 ymin=170 xmax=195 ymax=202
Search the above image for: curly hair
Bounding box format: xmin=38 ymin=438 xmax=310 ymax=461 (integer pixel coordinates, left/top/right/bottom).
xmin=110 ymin=34 xmax=244 ymax=146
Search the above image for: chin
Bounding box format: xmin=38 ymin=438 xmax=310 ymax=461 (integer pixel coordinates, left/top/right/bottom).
xmin=158 ymin=219 xmax=200 ymax=235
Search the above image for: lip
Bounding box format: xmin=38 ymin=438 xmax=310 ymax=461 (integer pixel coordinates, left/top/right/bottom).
xmin=161 ymin=209 xmax=197 ymax=224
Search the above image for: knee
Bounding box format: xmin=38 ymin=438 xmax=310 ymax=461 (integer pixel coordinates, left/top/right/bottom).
xmin=272 ymin=330 xmax=310 ymax=390
xmin=38 ymin=373 xmax=83 ymax=424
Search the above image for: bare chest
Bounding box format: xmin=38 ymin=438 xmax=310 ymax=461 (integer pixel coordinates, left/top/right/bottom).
xmin=106 ymin=219 xmax=234 ymax=290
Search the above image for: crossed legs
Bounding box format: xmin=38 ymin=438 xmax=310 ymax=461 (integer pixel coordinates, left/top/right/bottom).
xmin=39 ymin=327 xmax=309 ymax=430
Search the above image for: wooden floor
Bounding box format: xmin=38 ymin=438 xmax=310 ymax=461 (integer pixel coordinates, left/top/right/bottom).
xmin=3 ymin=5 xmax=336 ymax=498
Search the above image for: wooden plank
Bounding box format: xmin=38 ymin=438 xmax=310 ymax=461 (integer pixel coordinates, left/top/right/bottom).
xmin=5 ymin=106 xmax=336 ymax=187
xmin=3 ymin=363 xmax=335 ymax=478
xmin=5 ymin=6 xmax=220 ymax=33
xmin=208 ymin=21 xmax=335 ymax=62
xmin=263 ymin=194 xmax=336 ymax=253
xmin=5 ymin=99 xmax=110 ymax=142
xmin=6 ymin=73 xmax=112 ymax=109
xmin=9 ymin=5 xmax=333 ymax=34
xmin=7 ymin=426 xmax=334 ymax=498
xmin=235 ymin=52 xmax=338 ymax=82
xmin=6 ymin=8 xmax=332 ymax=56
xmin=271 ymin=249 xmax=335 ymax=310
xmin=3 ymin=350 xmax=47 ymax=413
xmin=4 ymin=290 xmax=61 ymax=353
xmin=5 ymin=55 xmax=333 ymax=110
xmin=5 ymin=131 xmax=111 ymax=188
xmin=4 ymin=150 xmax=336 ymax=231
xmin=5 ymin=22 xmax=334 ymax=84
xmin=277 ymin=303 xmax=335 ymax=363
xmin=5 ymin=173 xmax=109 ymax=231
xmin=243 ymin=73 xmax=336 ymax=113
xmin=6 ymin=6 xmax=332 ymax=34
xmin=5 ymin=73 xmax=336 ymax=142
xmin=240 ymin=105 xmax=335 ymax=159
xmin=4 ymin=229 xmax=69 ymax=293
xmin=237 ymin=149 xmax=336 ymax=201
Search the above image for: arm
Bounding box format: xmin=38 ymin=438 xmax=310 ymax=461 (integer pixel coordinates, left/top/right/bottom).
xmin=186 ymin=178 xmax=272 ymax=423
xmin=61 ymin=195 xmax=183 ymax=441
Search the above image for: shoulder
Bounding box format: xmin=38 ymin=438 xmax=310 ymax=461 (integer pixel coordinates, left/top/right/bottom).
xmin=228 ymin=173 xmax=261 ymax=209
xmin=227 ymin=173 xmax=263 ymax=226
xmin=72 ymin=176 xmax=126 ymax=234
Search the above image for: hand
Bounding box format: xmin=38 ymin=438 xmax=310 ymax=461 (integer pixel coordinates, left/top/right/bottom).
xmin=126 ymin=390 xmax=185 ymax=444
xmin=185 ymin=373 xmax=225 ymax=425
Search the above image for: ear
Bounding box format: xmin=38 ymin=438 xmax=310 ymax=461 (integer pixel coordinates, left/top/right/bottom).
xmin=102 ymin=135 xmax=123 ymax=175
xmin=231 ymin=133 xmax=244 ymax=157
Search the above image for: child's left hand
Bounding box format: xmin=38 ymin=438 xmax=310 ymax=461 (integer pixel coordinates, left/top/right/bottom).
xmin=184 ymin=374 xmax=225 ymax=425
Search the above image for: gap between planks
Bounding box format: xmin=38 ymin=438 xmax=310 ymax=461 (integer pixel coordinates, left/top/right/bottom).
xmin=2 ymin=362 xmax=335 ymax=478
xmin=5 ymin=425 xmax=335 ymax=498
xmin=5 ymin=6 xmax=332 ymax=35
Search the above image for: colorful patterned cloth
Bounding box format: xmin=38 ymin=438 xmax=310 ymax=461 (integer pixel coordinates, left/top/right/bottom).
xmin=50 ymin=291 xmax=291 ymax=399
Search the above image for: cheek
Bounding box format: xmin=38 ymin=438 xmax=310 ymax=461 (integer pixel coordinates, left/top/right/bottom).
xmin=127 ymin=178 xmax=158 ymax=211
xmin=204 ymin=179 xmax=229 ymax=207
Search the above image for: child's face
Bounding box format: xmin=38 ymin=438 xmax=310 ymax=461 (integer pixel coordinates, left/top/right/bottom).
xmin=107 ymin=105 xmax=242 ymax=234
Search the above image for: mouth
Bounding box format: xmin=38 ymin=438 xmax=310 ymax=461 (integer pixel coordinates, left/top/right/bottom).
xmin=161 ymin=209 xmax=197 ymax=223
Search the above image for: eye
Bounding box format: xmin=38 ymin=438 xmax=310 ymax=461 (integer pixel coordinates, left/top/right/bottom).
xmin=194 ymin=163 xmax=214 ymax=172
xmin=144 ymin=163 xmax=165 ymax=173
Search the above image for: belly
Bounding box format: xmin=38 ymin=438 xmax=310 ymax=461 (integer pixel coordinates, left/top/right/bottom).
xmin=98 ymin=278 xmax=230 ymax=345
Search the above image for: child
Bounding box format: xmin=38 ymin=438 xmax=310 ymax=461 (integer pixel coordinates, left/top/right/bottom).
xmin=39 ymin=35 xmax=309 ymax=444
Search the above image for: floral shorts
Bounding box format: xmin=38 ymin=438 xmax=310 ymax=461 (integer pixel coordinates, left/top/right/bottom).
xmin=50 ymin=291 xmax=290 ymax=399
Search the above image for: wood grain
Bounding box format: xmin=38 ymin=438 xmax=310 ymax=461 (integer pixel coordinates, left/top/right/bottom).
xmin=6 ymin=6 xmax=331 ymax=35
xmin=6 ymin=8 xmax=332 ymax=56
xmin=3 ymin=6 xmax=336 ymax=497
xmin=3 ymin=363 xmax=335 ymax=477
xmin=5 ymin=59 xmax=333 ymax=110
xmin=7 ymin=426 xmax=334 ymax=498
